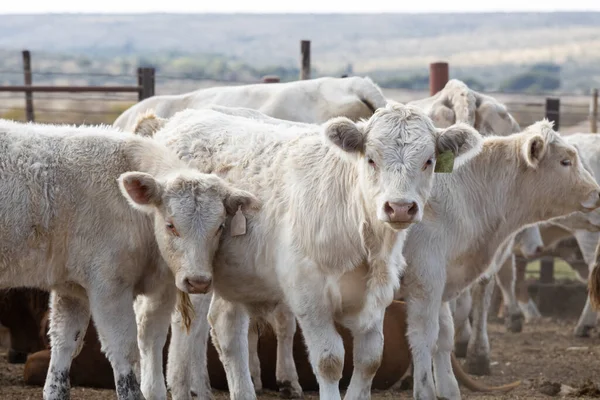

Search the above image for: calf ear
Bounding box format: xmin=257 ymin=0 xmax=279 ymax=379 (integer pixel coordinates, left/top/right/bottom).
xmin=133 ymin=111 xmax=167 ymax=137
xmin=118 ymin=172 xmax=163 ymax=213
xmin=323 ymin=117 xmax=366 ymax=154
xmin=521 ymin=134 xmax=546 ymax=168
xmin=435 ymin=123 xmax=483 ymax=170
xmin=224 ymin=188 xmax=262 ymax=216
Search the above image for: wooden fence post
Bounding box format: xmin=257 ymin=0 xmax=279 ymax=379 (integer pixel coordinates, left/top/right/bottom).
xmin=138 ymin=67 xmax=155 ymax=101
xmin=591 ymin=89 xmax=598 ymax=133
xmin=300 ymin=40 xmax=311 ymax=80
xmin=539 ymin=97 xmax=561 ymax=284
xmin=22 ymin=50 xmax=34 ymax=122
xmin=429 ymin=62 xmax=449 ymax=96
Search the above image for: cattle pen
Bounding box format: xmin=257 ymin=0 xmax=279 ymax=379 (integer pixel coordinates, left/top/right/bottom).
xmin=2 ymin=44 xmax=600 ymax=399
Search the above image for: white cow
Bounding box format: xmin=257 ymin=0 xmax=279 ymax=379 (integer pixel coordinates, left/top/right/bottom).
xmin=395 ymin=120 xmax=600 ymax=399
xmin=113 ymin=76 xmax=388 ymax=131
xmin=406 ymin=79 xmax=548 ymax=344
xmin=138 ymin=103 xmax=484 ymax=400
xmin=455 ymin=132 xmax=600 ymax=375
xmin=0 ymin=119 xmax=259 ymax=400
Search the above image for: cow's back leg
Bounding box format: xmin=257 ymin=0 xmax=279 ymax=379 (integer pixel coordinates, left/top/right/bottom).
xmin=43 ymin=289 xmax=90 ymax=400
xmin=272 ymin=303 xmax=302 ymax=399
xmin=343 ymin=307 xmax=385 ymax=400
xmin=574 ymin=296 xmax=597 ymax=337
xmin=452 ymin=291 xmax=472 ymax=358
xmin=465 ymin=277 xmax=493 ymax=376
xmin=433 ymin=302 xmax=461 ymax=399
xmin=208 ymin=293 xmax=256 ymax=400
xmin=514 ymin=257 xmax=541 ymax=321
xmin=494 ymin=255 xmax=523 ymax=332
xmin=248 ymin=319 xmax=263 ymax=394
xmin=135 ymin=282 xmax=176 ymax=400
xmin=88 ymin=284 xmax=143 ymax=400
xmin=167 ymin=293 xmax=213 ymax=400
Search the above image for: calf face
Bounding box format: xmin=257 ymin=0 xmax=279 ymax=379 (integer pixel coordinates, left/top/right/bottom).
xmin=518 ymin=121 xmax=600 ymax=218
xmin=119 ymin=170 xmax=260 ymax=294
xmin=323 ymin=102 xmax=483 ymax=230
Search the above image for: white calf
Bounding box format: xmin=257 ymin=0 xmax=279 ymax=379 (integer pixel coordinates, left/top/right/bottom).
xmin=0 ymin=119 xmax=258 ymax=400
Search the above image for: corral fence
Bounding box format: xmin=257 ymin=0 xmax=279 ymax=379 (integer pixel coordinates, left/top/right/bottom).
xmin=1 ymin=44 xmax=599 ymax=286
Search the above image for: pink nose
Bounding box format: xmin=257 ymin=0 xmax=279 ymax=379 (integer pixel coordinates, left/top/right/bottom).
xmin=184 ymin=276 xmax=212 ymax=294
xmin=384 ymin=201 xmax=418 ymax=223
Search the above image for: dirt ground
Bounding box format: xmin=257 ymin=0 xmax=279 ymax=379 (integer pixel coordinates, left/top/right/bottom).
xmin=1 ymin=316 xmax=600 ymax=399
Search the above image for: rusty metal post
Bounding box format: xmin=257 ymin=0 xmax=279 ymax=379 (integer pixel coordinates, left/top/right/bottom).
xmin=591 ymin=88 xmax=598 ymax=133
xmin=300 ymin=40 xmax=311 ymax=80
xmin=262 ymin=75 xmax=280 ymax=83
xmin=429 ymin=62 xmax=449 ymax=96
xmin=22 ymin=50 xmax=34 ymax=122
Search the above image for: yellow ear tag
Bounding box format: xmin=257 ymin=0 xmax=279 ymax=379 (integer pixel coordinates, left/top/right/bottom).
xmin=230 ymin=206 xmax=247 ymax=237
xmin=434 ymin=150 xmax=455 ymax=173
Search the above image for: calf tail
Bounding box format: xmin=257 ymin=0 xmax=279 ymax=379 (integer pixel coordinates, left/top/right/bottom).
xmin=588 ymin=241 xmax=600 ymax=310
xmin=451 ymin=352 xmax=520 ymax=392
xmin=176 ymin=290 xmax=195 ymax=333
xmin=132 ymin=109 xmax=167 ymax=137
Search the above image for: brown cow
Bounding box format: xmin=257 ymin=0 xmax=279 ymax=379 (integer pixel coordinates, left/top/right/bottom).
xmin=0 ymin=288 xmax=49 ymax=363
xmin=24 ymin=301 xmax=519 ymax=395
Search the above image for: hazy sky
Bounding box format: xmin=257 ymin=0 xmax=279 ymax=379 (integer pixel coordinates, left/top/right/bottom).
xmin=1 ymin=0 xmax=600 ymax=14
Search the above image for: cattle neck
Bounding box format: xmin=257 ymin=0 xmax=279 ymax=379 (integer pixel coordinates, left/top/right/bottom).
xmin=426 ymin=136 xmax=545 ymax=296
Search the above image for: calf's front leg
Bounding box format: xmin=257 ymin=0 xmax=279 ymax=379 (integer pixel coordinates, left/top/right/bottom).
xmin=208 ymin=294 xmax=256 ymax=400
xmin=43 ymin=289 xmax=90 ymax=400
xmin=494 ymin=255 xmax=523 ymax=332
xmin=135 ymin=282 xmax=176 ymax=400
xmin=343 ymin=307 xmax=385 ymax=400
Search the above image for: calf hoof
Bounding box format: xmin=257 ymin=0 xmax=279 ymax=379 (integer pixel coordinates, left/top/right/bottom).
xmin=574 ymin=324 xmax=594 ymax=338
xmin=465 ymin=354 xmax=491 ymax=376
xmin=454 ymin=341 xmax=469 ymax=358
xmin=505 ymin=314 xmax=523 ymax=333
xmin=277 ymin=380 xmax=303 ymax=399
xmin=8 ymin=348 xmax=28 ymax=364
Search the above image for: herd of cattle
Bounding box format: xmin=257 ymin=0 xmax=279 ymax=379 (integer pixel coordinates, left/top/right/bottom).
xmin=1 ymin=76 xmax=600 ymax=400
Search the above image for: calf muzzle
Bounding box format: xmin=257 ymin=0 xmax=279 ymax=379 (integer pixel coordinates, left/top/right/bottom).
xmin=384 ymin=201 xmax=418 ymax=223
xmin=183 ymin=276 xmax=212 ymax=294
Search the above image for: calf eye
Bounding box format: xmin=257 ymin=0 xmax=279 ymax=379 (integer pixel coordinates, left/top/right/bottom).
xmin=423 ymin=159 xmax=433 ymax=170
xmin=560 ymin=159 xmax=572 ymax=166
xmin=166 ymin=222 xmax=179 ymax=237
xmin=368 ymin=158 xmax=376 ymax=168
xmin=218 ymin=223 xmax=225 ymax=233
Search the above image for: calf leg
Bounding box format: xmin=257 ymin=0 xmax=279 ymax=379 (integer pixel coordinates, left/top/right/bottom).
xmin=88 ymin=285 xmax=143 ymax=400
xmin=405 ymin=270 xmax=445 ymax=400
xmin=494 ymin=255 xmax=523 ymax=333
xmin=343 ymin=308 xmax=385 ymax=400
xmin=452 ymin=291 xmax=472 ymax=358
xmin=272 ymin=303 xmax=302 ymax=399
xmin=167 ymin=293 xmax=213 ymax=400
xmin=135 ymin=282 xmax=176 ymax=400
xmin=434 ymin=302 xmax=460 ymax=399
xmin=574 ymin=296 xmax=597 ymax=337
xmin=514 ymin=257 xmax=541 ymax=321
xmin=465 ymin=277 xmax=493 ymax=376
xmin=248 ymin=320 xmax=263 ymax=393
xmin=208 ymin=294 xmax=256 ymax=400
xmin=43 ymin=289 xmax=90 ymax=400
